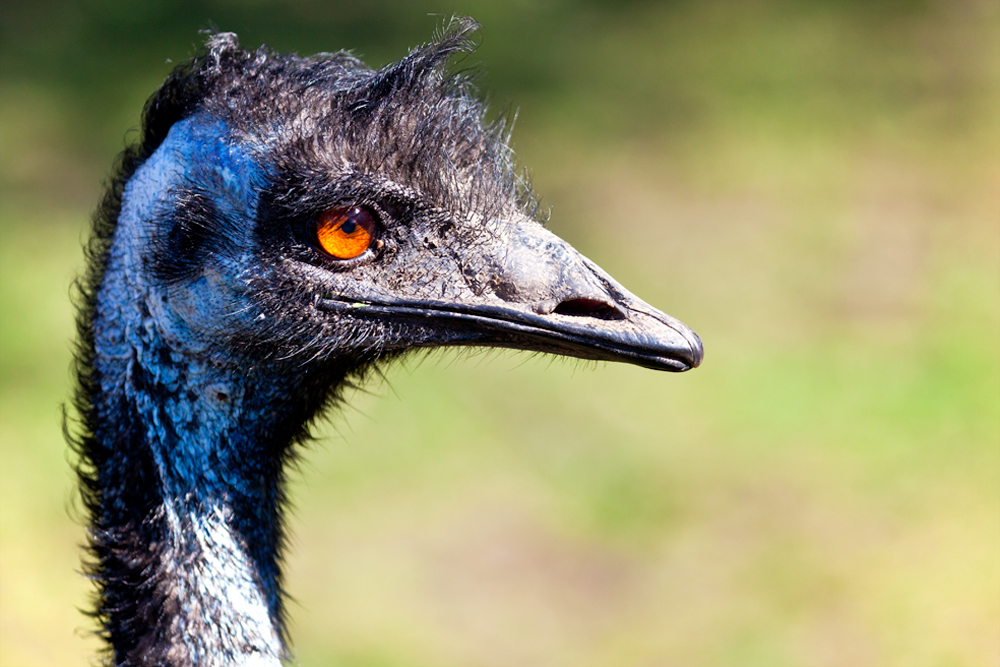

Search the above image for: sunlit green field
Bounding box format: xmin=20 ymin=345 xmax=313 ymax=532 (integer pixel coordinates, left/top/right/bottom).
xmin=1 ymin=1 xmax=997 ymax=665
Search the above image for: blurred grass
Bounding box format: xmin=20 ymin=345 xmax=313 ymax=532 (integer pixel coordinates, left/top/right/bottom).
xmin=1 ymin=0 xmax=998 ymax=665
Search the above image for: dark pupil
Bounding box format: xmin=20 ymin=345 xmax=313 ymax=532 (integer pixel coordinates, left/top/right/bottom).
xmin=340 ymin=219 xmax=357 ymax=234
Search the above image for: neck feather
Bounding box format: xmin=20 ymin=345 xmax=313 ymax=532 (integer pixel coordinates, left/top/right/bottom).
xmin=83 ymin=129 xmax=336 ymax=664
xmin=79 ymin=113 xmax=357 ymax=666
xmin=89 ymin=297 xmax=296 ymax=665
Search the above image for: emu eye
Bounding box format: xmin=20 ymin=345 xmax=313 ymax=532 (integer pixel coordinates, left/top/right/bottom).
xmin=315 ymin=206 xmax=377 ymax=260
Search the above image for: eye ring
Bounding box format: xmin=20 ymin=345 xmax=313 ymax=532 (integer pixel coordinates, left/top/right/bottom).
xmin=315 ymin=205 xmax=378 ymax=260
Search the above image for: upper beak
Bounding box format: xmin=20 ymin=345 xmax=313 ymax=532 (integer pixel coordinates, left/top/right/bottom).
xmin=528 ymin=259 xmax=704 ymax=372
xmin=317 ymin=222 xmax=703 ymax=373
xmin=464 ymin=223 xmax=702 ymax=371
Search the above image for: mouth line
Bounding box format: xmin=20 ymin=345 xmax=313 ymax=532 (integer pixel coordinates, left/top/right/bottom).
xmin=316 ymin=295 xmax=697 ymax=372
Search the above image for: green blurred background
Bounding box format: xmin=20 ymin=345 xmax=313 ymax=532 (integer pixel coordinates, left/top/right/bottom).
xmin=1 ymin=0 xmax=997 ymax=665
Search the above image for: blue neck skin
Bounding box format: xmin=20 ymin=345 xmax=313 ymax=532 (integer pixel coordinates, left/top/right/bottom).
xmin=91 ymin=116 xmax=309 ymax=666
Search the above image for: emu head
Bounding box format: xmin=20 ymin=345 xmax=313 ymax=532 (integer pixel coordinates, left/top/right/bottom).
xmin=78 ymin=21 xmax=705 ymax=664
xmin=99 ymin=22 xmax=701 ymax=419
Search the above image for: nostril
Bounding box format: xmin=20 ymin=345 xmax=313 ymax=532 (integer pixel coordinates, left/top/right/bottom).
xmin=552 ymin=297 xmax=626 ymax=321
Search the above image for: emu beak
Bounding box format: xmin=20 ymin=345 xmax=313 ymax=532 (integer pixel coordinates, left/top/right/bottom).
xmin=318 ymin=222 xmax=703 ymax=372
xmin=532 ymin=265 xmax=703 ymax=372
xmin=476 ymin=223 xmax=703 ymax=372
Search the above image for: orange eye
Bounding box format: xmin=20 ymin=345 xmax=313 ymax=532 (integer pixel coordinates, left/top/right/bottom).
xmin=315 ymin=206 xmax=377 ymax=260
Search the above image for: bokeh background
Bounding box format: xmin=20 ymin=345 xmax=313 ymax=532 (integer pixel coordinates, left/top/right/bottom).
xmin=1 ymin=0 xmax=997 ymax=665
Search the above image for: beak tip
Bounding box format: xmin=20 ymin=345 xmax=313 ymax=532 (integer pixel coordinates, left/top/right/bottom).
xmin=686 ymin=330 xmax=704 ymax=369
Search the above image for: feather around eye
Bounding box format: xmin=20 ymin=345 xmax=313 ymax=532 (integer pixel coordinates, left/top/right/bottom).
xmin=315 ymin=206 xmax=377 ymax=260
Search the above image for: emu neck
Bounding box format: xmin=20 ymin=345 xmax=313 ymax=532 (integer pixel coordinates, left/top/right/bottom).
xmin=91 ymin=300 xmax=300 ymax=666
xmin=88 ymin=118 xmax=313 ymax=666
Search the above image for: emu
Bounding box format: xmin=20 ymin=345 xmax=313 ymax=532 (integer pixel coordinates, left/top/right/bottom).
xmin=70 ymin=20 xmax=702 ymax=666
